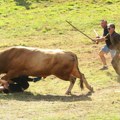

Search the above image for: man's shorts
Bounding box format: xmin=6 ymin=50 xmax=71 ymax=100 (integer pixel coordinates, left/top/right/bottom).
xmin=101 ymin=44 xmax=116 ymax=58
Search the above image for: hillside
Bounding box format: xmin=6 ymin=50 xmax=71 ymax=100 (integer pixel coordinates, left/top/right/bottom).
xmin=0 ymin=0 xmax=120 ymax=40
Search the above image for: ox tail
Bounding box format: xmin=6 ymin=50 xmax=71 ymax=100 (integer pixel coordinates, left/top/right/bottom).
xmin=77 ymin=66 xmax=84 ymax=90
xmin=71 ymin=54 xmax=84 ymax=90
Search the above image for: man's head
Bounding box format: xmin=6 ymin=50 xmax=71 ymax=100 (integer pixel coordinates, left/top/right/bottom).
xmin=107 ymin=23 xmax=115 ymax=34
xmin=100 ymin=20 xmax=107 ymax=28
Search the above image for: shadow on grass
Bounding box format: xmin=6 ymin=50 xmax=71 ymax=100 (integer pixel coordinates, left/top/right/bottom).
xmin=14 ymin=0 xmax=32 ymax=9
xmin=14 ymin=0 xmax=51 ymax=9
xmin=0 ymin=91 xmax=92 ymax=102
xmin=106 ymin=71 xmax=113 ymax=76
xmin=106 ymin=71 xmax=120 ymax=83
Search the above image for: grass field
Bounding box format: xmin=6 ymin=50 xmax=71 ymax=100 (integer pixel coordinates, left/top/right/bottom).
xmin=0 ymin=0 xmax=120 ymax=120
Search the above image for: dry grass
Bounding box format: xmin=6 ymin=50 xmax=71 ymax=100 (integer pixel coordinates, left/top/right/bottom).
xmin=0 ymin=34 xmax=120 ymax=120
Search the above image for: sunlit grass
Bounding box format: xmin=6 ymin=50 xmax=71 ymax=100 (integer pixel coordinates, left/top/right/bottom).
xmin=0 ymin=0 xmax=120 ymax=40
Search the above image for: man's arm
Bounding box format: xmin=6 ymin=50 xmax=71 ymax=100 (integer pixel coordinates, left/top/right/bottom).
xmin=94 ymin=37 xmax=106 ymax=43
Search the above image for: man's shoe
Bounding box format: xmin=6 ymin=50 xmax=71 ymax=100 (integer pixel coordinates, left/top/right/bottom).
xmin=33 ymin=77 xmax=42 ymax=82
xmin=100 ymin=66 xmax=108 ymax=70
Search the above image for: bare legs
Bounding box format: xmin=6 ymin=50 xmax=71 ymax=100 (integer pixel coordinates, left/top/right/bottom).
xmin=99 ymin=51 xmax=107 ymax=67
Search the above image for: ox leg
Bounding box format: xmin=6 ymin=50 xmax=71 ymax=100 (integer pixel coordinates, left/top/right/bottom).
xmin=65 ymin=76 xmax=76 ymax=95
xmin=71 ymin=66 xmax=93 ymax=92
xmin=81 ymin=73 xmax=93 ymax=92
xmin=1 ymin=71 xmax=20 ymax=83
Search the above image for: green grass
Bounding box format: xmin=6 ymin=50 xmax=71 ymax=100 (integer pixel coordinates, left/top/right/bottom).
xmin=0 ymin=0 xmax=120 ymax=40
xmin=0 ymin=0 xmax=120 ymax=120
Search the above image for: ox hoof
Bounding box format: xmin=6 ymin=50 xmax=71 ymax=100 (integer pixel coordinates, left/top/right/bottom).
xmin=89 ymin=86 xmax=94 ymax=92
xmin=65 ymin=91 xmax=71 ymax=95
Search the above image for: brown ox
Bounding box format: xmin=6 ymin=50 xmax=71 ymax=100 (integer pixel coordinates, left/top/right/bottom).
xmin=112 ymin=52 xmax=120 ymax=75
xmin=0 ymin=46 xmax=93 ymax=94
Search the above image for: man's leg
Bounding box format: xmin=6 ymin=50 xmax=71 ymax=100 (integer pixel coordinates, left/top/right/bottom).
xmin=8 ymin=83 xmax=24 ymax=92
xmin=18 ymin=80 xmax=29 ymax=90
xmin=8 ymin=76 xmax=42 ymax=93
xmin=1 ymin=76 xmax=30 ymax=93
xmin=99 ymin=45 xmax=109 ymax=70
xmin=99 ymin=51 xmax=107 ymax=66
xmin=12 ymin=76 xmax=42 ymax=82
xmin=1 ymin=83 xmax=24 ymax=93
xmin=13 ymin=77 xmax=29 ymax=90
xmin=9 ymin=76 xmax=30 ymax=92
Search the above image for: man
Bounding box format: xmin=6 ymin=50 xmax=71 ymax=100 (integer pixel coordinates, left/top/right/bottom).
xmin=94 ymin=23 xmax=117 ymax=60
xmin=0 ymin=76 xmax=41 ymax=93
xmin=97 ymin=20 xmax=116 ymax=70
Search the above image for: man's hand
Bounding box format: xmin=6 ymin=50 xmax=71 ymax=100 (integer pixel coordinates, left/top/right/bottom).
xmin=96 ymin=41 xmax=99 ymax=44
xmin=3 ymin=82 xmax=9 ymax=89
xmin=92 ymin=38 xmax=99 ymax=44
xmin=0 ymin=80 xmax=9 ymax=89
xmin=0 ymin=86 xmax=5 ymax=91
xmin=96 ymin=36 xmax=100 ymax=38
